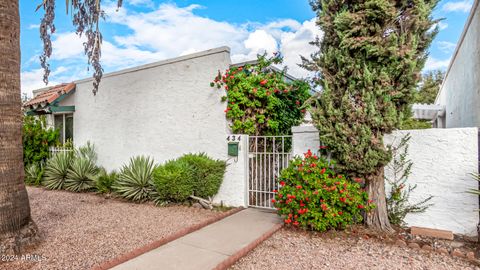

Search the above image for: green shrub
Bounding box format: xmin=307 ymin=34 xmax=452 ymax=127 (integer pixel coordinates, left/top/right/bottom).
xmin=43 ymin=152 xmax=74 ymax=190
xmin=94 ymin=168 xmax=118 ymax=193
xmin=211 ymin=53 xmax=311 ymax=135
xmin=114 ymin=156 xmax=156 ymax=202
xmin=274 ymin=150 xmax=374 ymax=231
xmin=152 ymin=159 xmax=194 ymax=203
xmin=25 ymin=162 xmax=44 ymax=186
xmin=23 ymin=115 xmax=59 ymax=166
xmin=177 ymin=153 xmax=226 ymax=198
xmin=65 ymin=157 xmax=98 ymax=192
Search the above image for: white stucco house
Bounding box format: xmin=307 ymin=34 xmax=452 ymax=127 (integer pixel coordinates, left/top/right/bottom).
xmin=23 ymin=46 xmax=299 ymax=207
xmin=428 ymin=0 xmax=479 ymax=128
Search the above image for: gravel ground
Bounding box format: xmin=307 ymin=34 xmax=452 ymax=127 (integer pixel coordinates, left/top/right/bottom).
xmin=0 ymin=187 xmax=224 ymax=270
xmin=231 ymin=228 xmax=479 ymax=270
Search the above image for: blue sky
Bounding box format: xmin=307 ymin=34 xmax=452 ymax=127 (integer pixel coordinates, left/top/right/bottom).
xmin=19 ymin=0 xmax=475 ymax=95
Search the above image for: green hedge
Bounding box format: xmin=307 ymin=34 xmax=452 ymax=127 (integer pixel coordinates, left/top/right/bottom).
xmin=177 ymin=153 xmax=226 ymax=198
xmin=152 ymin=153 xmax=227 ymax=204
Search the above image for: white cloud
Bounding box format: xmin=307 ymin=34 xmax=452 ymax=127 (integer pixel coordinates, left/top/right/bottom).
xmin=103 ymin=3 xmax=321 ymax=78
xmin=127 ymin=0 xmax=154 ymax=8
xmin=28 ymin=24 xmax=40 ymax=29
xmin=22 ymin=3 xmax=323 ymax=95
xmin=437 ymin=21 xmax=448 ymax=30
xmin=244 ymin=30 xmax=278 ymax=55
xmin=442 ymin=0 xmax=473 ymax=12
xmin=438 ymin=41 xmax=457 ymax=53
xmin=278 ymin=18 xmax=323 ymax=78
xmin=424 ymin=57 xmax=451 ymax=71
xmin=21 ymin=68 xmax=52 ymax=96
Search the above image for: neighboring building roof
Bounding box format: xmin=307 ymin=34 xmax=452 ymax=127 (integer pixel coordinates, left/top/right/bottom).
xmin=230 ymin=60 xmax=298 ymax=82
xmin=412 ymin=103 xmax=445 ymax=120
xmin=24 ymin=83 xmax=75 ymax=107
xmin=24 ymin=83 xmax=76 ymax=115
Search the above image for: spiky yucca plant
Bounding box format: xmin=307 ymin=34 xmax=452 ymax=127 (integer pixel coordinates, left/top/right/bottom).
xmin=65 ymin=157 xmax=98 ymax=192
xmin=114 ymin=156 xmax=157 ymax=202
xmin=467 ymin=173 xmax=480 ymax=196
xmin=75 ymin=141 xmax=97 ymax=163
xmin=25 ymin=162 xmax=44 ymax=186
xmin=43 ymin=152 xmax=74 ymax=190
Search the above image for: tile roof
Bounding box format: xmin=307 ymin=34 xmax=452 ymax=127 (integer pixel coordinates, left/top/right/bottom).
xmin=24 ymin=83 xmax=75 ymax=107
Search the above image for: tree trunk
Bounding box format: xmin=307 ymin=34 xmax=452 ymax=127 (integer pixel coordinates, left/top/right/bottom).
xmin=0 ymin=0 xmax=39 ymax=255
xmin=365 ymin=167 xmax=394 ymax=233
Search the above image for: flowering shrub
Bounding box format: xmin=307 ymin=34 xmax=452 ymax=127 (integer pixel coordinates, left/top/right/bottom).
xmin=274 ymin=150 xmax=374 ymax=231
xmin=211 ymin=53 xmax=310 ymax=135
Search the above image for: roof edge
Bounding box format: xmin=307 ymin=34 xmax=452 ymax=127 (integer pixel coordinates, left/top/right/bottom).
xmin=230 ymin=59 xmax=298 ymax=81
xmin=74 ymin=46 xmax=231 ymax=84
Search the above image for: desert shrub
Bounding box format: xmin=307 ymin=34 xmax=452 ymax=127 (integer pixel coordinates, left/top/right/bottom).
xmin=23 ymin=115 xmax=59 ymax=166
xmin=274 ymin=150 xmax=374 ymax=231
xmin=176 ymin=153 xmax=226 ymax=198
xmin=94 ymin=168 xmax=118 ymax=193
xmin=65 ymin=157 xmax=99 ymax=192
xmin=114 ymin=156 xmax=157 ymax=202
xmin=152 ymin=159 xmax=194 ymax=203
xmin=386 ymin=134 xmax=433 ymax=226
xmin=25 ymin=162 xmax=45 ymax=186
xmin=43 ymin=151 xmax=74 ymax=190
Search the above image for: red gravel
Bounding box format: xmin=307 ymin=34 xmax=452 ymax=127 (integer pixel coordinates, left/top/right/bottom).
xmin=231 ymin=228 xmax=478 ymax=270
xmin=0 ymin=187 xmax=224 ymax=270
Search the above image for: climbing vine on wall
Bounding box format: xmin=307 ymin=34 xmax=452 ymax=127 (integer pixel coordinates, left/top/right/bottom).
xmin=211 ymin=54 xmax=311 ymax=135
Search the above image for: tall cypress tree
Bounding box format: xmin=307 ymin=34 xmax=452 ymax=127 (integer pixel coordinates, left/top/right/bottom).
xmin=303 ymin=0 xmax=439 ymax=232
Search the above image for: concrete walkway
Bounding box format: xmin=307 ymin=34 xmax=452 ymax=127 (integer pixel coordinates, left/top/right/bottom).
xmin=111 ymin=208 xmax=281 ymax=270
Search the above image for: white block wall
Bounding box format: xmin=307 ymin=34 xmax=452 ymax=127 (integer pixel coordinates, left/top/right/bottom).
xmin=384 ymin=128 xmax=479 ymax=236
xmin=292 ymin=125 xmax=479 ymax=236
xmin=73 ymin=47 xmax=247 ymax=207
xmin=292 ymin=125 xmax=320 ymax=157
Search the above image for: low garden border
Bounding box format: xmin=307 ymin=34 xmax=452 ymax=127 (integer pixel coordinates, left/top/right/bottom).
xmin=91 ymin=207 xmax=244 ymax=270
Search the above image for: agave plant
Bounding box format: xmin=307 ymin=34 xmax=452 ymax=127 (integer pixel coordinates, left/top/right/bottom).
xmin=114 ymin=156 xmax=157 ymax=202
xmin=65 ymin=157 xmax=99 ymax=192
xmin=75 ymin=141 xmax=97 ymax=163
xmin=43 ymin=152 xmax=74 ymax=190
xmin=25 ymin=162 xmax=44 ymax=186
xmin=467 ymin=173 xmax=480 ymax=195
xmin=94 ymin=167 xmax=118 ymax=193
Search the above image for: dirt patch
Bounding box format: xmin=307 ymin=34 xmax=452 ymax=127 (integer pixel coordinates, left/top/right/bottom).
xmin=231 ymin=228 xmax=478 ymax=270
xmin=0 ymin=187 xmax=224 ymax=270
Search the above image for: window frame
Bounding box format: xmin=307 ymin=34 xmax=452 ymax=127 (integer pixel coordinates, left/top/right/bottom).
xmin=53 ymin=113 xmax=74 ymax=144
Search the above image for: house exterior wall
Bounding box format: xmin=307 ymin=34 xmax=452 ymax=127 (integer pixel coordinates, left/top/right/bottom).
xmin=436 ymin=1 xmax=480 ymax=128
xmin=384 ymin=128 xmax=479 ymax=236
xmin=58 ymin=92 xmax=75 ymax=107
xmin=292 ymin=125 xmax=479 ymax=236
xmin=73 ymin=47 xmax=247 ymax=207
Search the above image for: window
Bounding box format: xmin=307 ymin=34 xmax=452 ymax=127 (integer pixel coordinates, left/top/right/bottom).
xmin=54 ymin=113 xmax=74 ymax=144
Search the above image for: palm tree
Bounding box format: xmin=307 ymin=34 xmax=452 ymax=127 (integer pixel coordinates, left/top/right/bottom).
xmin=0 ymin=0 xmax=120 ymax=253
xmin=0 ymin=0 xmax=39 ymax=254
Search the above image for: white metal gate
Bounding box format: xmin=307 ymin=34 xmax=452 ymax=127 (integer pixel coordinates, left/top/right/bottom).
xmin=248 ymin=136 xmax=292 ymax=209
